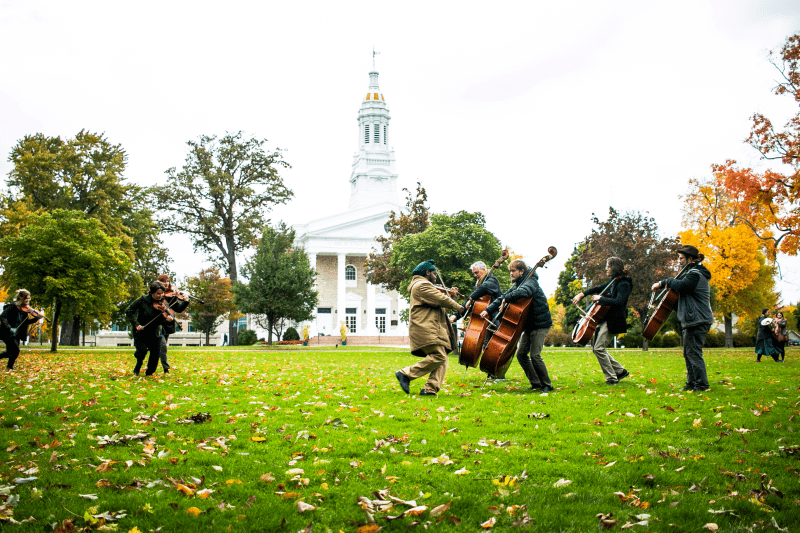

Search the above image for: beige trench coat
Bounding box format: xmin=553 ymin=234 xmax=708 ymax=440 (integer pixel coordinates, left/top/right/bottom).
xmin=408 ymin=275 xmax=461 ymax=356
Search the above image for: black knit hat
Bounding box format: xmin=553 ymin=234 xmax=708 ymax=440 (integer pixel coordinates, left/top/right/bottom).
xmin=677 ymin=245 xmax=700 ymax=258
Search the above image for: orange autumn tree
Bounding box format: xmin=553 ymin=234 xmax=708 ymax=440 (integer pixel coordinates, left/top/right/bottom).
xmin=717 ymin=33 xmax=800 ymax=257
xmin=680 ymin=176 xmax=778 ymax=346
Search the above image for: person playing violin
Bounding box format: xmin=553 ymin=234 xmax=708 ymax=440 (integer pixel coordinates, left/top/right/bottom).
xmin=125 ymin=281 xmax=174 ymax=376
xmin=650 ymin=245 xmax=713 ymax=392
xmin=0 ymin=289 xmax=43 ymax=371
xmin=480 ymin=259 xmax=554 ymax=392
xmin=156 ymin=274 xmax=190 ymax=374
xmin=449 ymin=261 xmax=502 ymax=324
xmin=572 ymin=257 xmax=631 ymax=386
xmin=395 ymin=260 xmax=465 ymax=397
xmin=774 ymin=311 xmax=788 ymax=362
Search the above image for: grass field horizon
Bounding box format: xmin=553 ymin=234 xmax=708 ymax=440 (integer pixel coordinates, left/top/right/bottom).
xmin=1 ymin=346 xmax=798 ymax=532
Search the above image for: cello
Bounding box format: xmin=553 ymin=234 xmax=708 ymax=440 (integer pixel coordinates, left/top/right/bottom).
xmin=571 ymin=271 xmax=627 ymax=346
xmin=459 ymin=250 xmax=509 ymax=368
xmin=642 ymin=254 xmax=704 ymax=340
xmin=479 ymin=247 xmax=557 ymax=379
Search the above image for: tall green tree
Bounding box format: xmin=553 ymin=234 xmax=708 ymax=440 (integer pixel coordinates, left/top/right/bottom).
xmin=385 ymin=211 xmax=509 ymax=300
xmin=4 ymin=130 xmax=169 ymax=343
xmin=156 ymin=132 xmax=292 ymax=345
xmin=573 ymin=207 xmax=678 ymax=350
xmin=233 ymin=223 xmax=317 ymax=345
xmin=184 ymin=268 xmax=237 ymax=346
xmin=0 ymin=210 xmax=132 ymax=352
xmin=365 ymin=183 xmax=430 ymax=292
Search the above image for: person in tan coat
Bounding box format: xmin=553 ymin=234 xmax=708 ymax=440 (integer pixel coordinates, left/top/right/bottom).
xmin=395 ymin=260 xmax=464 ymax=396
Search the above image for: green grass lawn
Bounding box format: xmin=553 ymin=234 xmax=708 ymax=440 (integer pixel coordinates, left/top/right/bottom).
xmin=0 ymin=346 xmax=798 ymax=532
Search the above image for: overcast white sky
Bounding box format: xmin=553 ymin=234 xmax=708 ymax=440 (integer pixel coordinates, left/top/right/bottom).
xmin=2 ymin=1 xmax=799 ymax=304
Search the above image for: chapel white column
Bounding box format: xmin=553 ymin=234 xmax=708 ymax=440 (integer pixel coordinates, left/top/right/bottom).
xmin=308 ymin=251 xmax=318 ymax=335
xmin=337 ymin=253 xmax=347 ymax=331
xmin=366 ymin=282 xmax=376 ymax=335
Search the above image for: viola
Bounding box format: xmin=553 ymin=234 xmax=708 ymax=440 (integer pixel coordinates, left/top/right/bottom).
xmin=459 ymin=249 xmax=509 ymax=368
xmin=164 ymin=286 xmax=205 ymax=305
xmin=571 ymin=271 xmax=627 ymax=346
xmin=643 ymin=254 xmax=704 ymax=340
xmin=479 ymin=246 xmax=557 ymax=379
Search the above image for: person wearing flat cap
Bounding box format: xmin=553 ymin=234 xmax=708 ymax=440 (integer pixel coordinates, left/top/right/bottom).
xmin=651 ymin=245 xmax=713 ymax=392
xmin=395 ymin=260 xmax=465 ymax=396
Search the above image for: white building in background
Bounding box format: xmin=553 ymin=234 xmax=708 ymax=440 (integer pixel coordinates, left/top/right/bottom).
xmin=290 ymin=63 xmax=409 ymax=338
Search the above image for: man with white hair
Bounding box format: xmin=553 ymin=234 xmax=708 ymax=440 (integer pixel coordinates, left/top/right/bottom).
xmin=450 ymin=260 xmax=502 ymax=323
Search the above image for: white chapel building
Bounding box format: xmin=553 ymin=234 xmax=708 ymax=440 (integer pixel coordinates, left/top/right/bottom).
xmin=292 ymin=65 xmax=409 ymax=340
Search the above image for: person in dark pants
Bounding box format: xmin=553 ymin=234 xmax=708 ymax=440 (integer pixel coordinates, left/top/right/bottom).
xmin=651 ymin=245 xmax=713 ymax=392
xmin=449 ymin=260 xmax=502 ymax=323
xmin=156 ymin=274 xmax=190 ymax=373
xmin=572 ymin=256 xmax=631 ymax=385
xmin=774 ymin=311 xmax=788 ymax=361
xmin=126 ymin=281 xmax=173 ymax=376
xmin=755 ymin=308 xmax=781 ymax=362
xmin=481 ymin=259 xmax=554 ymax=392
xmin=0 ymin=289 xmax=42 ymax=371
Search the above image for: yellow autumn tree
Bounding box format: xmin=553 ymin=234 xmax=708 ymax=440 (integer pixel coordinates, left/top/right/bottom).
xmin=680 ymin=176 xmax=778 ymax=346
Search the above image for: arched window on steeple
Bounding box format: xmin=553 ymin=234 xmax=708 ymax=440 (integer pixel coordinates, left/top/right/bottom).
xmin=384 ymin=125 xmax=387 ymax=145
xmin=364 ymin=124 xmax=370 ymax=144
xmin=374 ymin=124 xmax=380 ymax=144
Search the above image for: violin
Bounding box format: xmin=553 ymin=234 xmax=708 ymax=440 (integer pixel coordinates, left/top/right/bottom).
xmin=571 ymin=270 xmax=628 ymax=346
xmin=163 ymin=286 xmax=205 ymax=305
xmin=459 ymin=249 xmax=509 ymax=368
xmin=479 ymin=246 xmax=557 ymax=379
xmin=152 ymin=298 xmax=176 ymax=322
xmin=19 ymin=304 xmax=50 ymax=323
xmin=643 ymin=254 xmax=704 ymax=340
xmin=434 ymin=285 xmax=461 ymax=299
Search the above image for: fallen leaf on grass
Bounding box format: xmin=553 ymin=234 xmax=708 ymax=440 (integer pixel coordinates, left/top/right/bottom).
xmin=430 ymin=502 xmax=451 ymax=517
xmin=297 ymin=501 xmax=315 ymax=513
xmin=79 ymin=494 xmax=98 ymax=500
xmin=357 ymin=526 xmax=381 ymax=533
xmin=197 ymin=489 xmax=214 ymax=499
xmin=259 ymin=473 xmax=275 ymax=483
xmin=597 ymin=513 xmax=617 ymax=529
xmin=186 ymin=507 xmax=203 ymax=517
xmin=703 ymin=524 xmax=718 ymax=532
xmin=453 ymin=467 xmax=469 ymax=475
xmin=553 ymin=479 xmax=572 ymax=488
xmin=225 ymin=479 xmax=242 ymax=485
xmin=481 ymin=517 xmax=496 ymax=528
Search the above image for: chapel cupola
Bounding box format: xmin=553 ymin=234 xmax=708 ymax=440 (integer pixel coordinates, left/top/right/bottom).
xmin=349 ymin=58 xmax=399 ymax=211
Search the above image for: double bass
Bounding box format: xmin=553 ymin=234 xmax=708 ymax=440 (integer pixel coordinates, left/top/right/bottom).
xmin=459 ymin=250 xmax=509 ymax=368
xmin=479 ymin=247 xmax=557 ymax=378
xmin=642 ymin=254 xmax=704 ymax=340
xmin=571 ymin=271 xmax=627 ymax=346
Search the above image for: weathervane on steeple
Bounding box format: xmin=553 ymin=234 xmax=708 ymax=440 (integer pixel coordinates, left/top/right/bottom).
xmin=372 ymin=47 xmax=380 ymax=69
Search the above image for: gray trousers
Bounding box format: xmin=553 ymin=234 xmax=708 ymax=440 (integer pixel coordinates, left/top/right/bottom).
xmin=400 ymin=344 xmax=449 ymax=393
xmin=516 ymin=328 xmax=551 ymax=388
xmin=159 ymin=335 xmax=170 ymax=372
xmin=683 ymin=324 xmax=710 ymax=389
xmin=592 ymin=322 xmax=626 ymax=383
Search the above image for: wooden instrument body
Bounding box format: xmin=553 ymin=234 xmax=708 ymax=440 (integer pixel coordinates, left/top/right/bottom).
xmin=571 ymin=303 xmax=610 ymax=345
xmin=459 ymin=295 xmax=492 ymax=367
xmin=642 ymin=288 xmax=679 ymax=340
xmin=479 ymin=296 xmax=532 ymax=378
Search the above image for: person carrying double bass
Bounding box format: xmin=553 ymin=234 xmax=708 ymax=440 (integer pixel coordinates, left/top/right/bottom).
xmin=480 ymin=259 xmax=554 ymax=392
xmin=156 ymin=274 xmax=190 ymax=374
xmin=0 ymin=289 xmax=43 ymax=371
xmin=571 ymin=257 xmax=631 ymax=386
xmin=650 ymin=245 xmax=713 ymax=392
xmin=394 ymin=260 xmax=465 ymax=397
xmin=126 ymin=281 xmax=174 ymax=376
xmin=449 ymin=261 xmax=502 ymax=324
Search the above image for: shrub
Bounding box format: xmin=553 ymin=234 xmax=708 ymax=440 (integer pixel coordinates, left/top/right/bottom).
xmin=733 ymin=332 xmax=755 ymax=348
xmin=283 ymin=327 xmax=300 ymax=341
xmin=705 ymin=329 xmax=725 ymax=348
xmin=545 ymin=329 xmax=571 ymax=347
xmin=618 ymin=333 xmax=642 ymax=349
xmin=238 ymin=329 xmax=258 ymax=345
xmin=661 ymin=331 xmax=681 ymax=348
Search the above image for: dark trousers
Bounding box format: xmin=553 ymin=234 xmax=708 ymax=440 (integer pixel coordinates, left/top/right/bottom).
xmin=159 ymin=335 xmax=170 ymax=372
xmin=516 ymin=328 xmax=552 ymax=388
xmin=133 ymin=335 xmax=161 ymax=376
xmin=682 ymin=324 xmax=710 ymax=389
xmin=0 ymin=333 xmax=21 ymax=369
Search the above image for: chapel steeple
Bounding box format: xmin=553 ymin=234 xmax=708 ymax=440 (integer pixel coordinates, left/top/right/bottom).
xmin=349 ymin=58 xmax=399 ymax=211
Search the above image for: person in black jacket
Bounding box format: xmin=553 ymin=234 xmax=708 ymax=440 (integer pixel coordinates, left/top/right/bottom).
xmin=0 ymin=289 xmax=42 ymax=371
xmin=481 ymin=259 xmax=554 ymax=392
xmin=572 ymin=257 xmax=631 ymax=385
xmin=126 ymin=281 xmax=174 ymax=376
xmin=755 ymin=308 xmax=781 ymax=362
xmin=156 ymin=274 xmax=190 ymax=373
xmin=450 ymin=261 xmax=502 ymax=323
xmin=651 ymin=245 xmax=713 ymax=392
